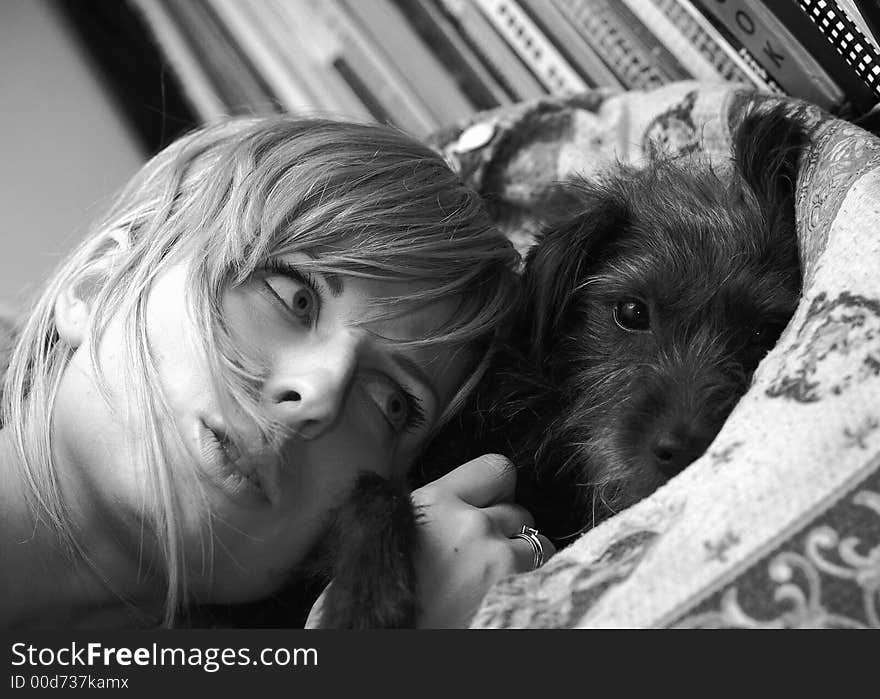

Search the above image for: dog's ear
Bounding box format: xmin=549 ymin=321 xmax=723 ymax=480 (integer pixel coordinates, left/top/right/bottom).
xmin=731 ymin=103 xmax=807 ymax=213
xmin=519 ymin=181 xmax=628 ymax=366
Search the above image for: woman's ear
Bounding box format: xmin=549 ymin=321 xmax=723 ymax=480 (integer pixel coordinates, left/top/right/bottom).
xmin=53 ymin=282 xmax=93 ymax=348
xmin=53 ymin=230 xmax=127 ymax=348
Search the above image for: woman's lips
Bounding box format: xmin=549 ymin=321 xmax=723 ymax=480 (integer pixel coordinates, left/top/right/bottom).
xmin=196 ymin=418 xmax=272 ymax=506
xmin=213 ymin=426 xmax=243 ymax=464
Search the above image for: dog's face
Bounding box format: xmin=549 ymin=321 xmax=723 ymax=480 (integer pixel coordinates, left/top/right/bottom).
xmin=513 ymin=106 xmax=805 ymax=532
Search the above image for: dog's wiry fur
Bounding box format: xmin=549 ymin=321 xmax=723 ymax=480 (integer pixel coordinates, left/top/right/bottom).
xmin=498 ymin=104 xmax=807 ymax=539
xmin=315 ymin=102 xmax=807 ymax=626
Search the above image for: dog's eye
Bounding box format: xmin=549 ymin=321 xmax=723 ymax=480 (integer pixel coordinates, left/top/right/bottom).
xmin=614 ymin=299 xmax=650 ymax=332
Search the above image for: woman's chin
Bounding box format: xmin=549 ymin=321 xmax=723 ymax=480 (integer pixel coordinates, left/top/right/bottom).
xmin=189 ymin=564 xmax=293 ymax=606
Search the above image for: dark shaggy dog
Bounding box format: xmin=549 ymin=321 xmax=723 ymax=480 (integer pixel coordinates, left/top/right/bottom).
xmin=484 ymin=103 xmax=807 ymax=542
xmin=247 ymin=102 xmax=807 ymax=628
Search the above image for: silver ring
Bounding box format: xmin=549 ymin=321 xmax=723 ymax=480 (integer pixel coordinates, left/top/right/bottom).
xmin=512 ymin=524 xmax=545 ymax=570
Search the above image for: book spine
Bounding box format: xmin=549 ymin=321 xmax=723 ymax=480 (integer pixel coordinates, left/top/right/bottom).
xmin=330 ymin=57 xmax=394 ymax=125
xmin=517 ymin=0 xmax=623 ymax=87
xmin=391 ymin=0 xmax=513 ymax=109
xmin=471 ymin=0 xmax=589 ymax=94
xmin=737 ymin=49 xmax=785 ymax=93
xmin=691 ymin=0 xmax=846 ymax=108
xmin=796 ymin=0 xmax=880 ymax=100
xmin=603 ymin=0 xmax=694 ymax=79
xmin=551 ymin=0 xmax=671 ymax=89
xmin=261 ymin=0 xmax=374 ymax=121
xmin=650 ymin=0 xmax=774 ymax=88
xmin=853 ymin=0 xmax=880 ymax=54
xmin=338 ymin=0 xmax=477 ymax=125
xmin=838 ymin=0 xmax=880 ymax=52
xmin=303 ymin=0 xmax=440 ymax=136
xmin=204 ymin=0 xmax=318 ymax=114
xmin=169 ymin=0 xmax=284 ymax=113
xmin=435 ymin=0 xmax=547 ymax=100
xmin=129 ymin=0 xmax=227 ymax=121
xmin=749 ymin=0 xmax=877 ymax=110
xmin=618 ymin=0 xmax=727 ymax=81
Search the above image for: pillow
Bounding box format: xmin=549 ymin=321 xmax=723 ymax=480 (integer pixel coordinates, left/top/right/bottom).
xmin=430 ymin=81 xmax=880 ymax=629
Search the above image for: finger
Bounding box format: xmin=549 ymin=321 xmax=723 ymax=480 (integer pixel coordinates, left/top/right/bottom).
xmin=426 ymin=453 xmax=516 ymax=507
xmin=304 ymin=582 xmax=331 ymax=629
xmin=510 ymin=532 xmax=556 ymax=573
xmin=483 ymin=502 xmax=534 ymax=537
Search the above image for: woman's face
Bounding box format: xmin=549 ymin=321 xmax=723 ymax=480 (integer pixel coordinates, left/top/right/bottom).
xmin=51 ymin=252 xmax=474 ymax=603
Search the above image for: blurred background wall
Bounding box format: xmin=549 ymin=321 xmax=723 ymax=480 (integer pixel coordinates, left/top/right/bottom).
xmin=0 ymin=0 xmax=145 ymax=312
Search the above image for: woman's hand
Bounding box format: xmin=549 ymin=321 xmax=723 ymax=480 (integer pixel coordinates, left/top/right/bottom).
xmin=410 ymin=454 xmax=556 ymax=628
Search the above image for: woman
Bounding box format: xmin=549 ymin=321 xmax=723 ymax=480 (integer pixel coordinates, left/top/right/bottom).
xmin=0 ymin=117 xmax=552 ymax=629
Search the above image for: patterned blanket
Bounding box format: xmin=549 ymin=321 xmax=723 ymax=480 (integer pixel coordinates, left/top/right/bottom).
xmin=429 ymin=82 xmax=880 ymax=629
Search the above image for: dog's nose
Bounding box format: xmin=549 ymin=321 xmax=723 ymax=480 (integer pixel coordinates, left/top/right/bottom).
xmin=651 ymin=432 xmax=710 ymax=478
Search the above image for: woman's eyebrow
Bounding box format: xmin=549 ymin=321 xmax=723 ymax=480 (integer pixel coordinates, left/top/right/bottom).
xmin=317 ymin=270 xmax=343 ymax=297
xmin=300 ymin=252 xmax=343 ymax=296
xmin=390 ymin=351 xmax=440 ymax=407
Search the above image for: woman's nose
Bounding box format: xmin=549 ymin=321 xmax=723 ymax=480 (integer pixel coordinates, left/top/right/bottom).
xmin=264 ymin=331 xmax=360 ymax=440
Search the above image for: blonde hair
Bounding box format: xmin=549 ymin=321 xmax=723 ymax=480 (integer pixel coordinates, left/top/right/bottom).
xmin=2 ymin=117 xmax=519 ymax=625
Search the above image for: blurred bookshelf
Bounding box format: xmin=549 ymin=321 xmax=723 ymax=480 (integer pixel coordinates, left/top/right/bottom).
xmin=60 ymin=0 xmax=880 ymax=154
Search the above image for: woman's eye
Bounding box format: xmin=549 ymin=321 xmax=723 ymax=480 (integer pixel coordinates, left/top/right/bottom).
xmin=291 ymin=288 xmax=314 ymax=319
xmin=614 ymin=298 xmax=650 ymax=332
xmin=361 ymin=374 xmax=427 ymax=435
xmin=265 ymin=278 xmax=316 ymax=324
xmin=385 ymin=391 xmax=409 ymax=432
xmin=259 ymin=258 xmax=323 ymax=326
